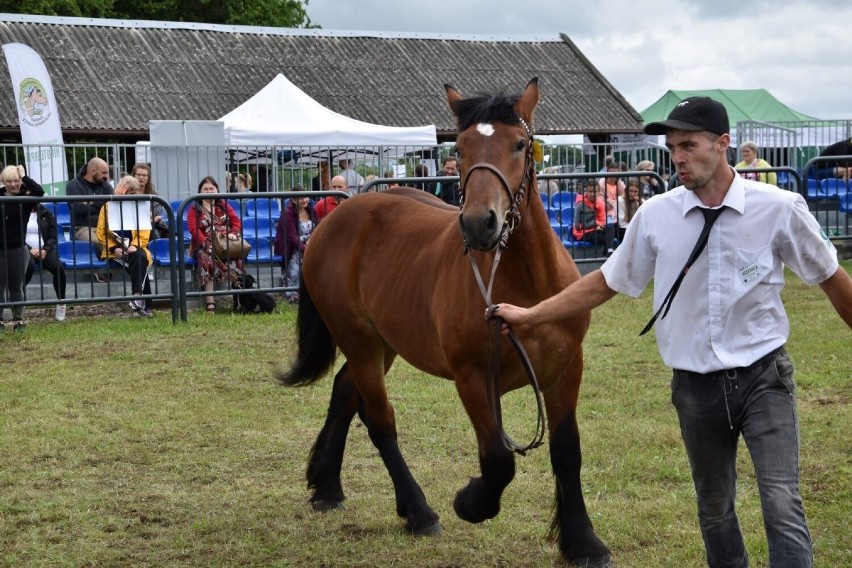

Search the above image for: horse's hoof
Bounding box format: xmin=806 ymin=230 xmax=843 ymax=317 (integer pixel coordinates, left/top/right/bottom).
xmin=311 ymin=499 xmax=345 ymax=512
xmin=410 ymin=520 xmax=442 ymax=537
xmin=453 ymin=484 xmax=499 ymax=524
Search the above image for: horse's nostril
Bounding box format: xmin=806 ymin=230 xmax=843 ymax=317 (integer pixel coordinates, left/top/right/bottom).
xmin=487 ymin=210 xmax=499 ymax=232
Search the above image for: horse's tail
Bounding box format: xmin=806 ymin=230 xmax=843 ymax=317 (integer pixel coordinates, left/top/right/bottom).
xmin=276 ymin=275 xmax=337 ymax=386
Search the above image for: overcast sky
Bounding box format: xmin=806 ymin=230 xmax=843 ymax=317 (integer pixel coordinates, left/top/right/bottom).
xmin=306 ymin=0 xmax=849 ymax=120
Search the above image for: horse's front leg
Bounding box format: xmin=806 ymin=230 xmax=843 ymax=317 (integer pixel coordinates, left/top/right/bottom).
xmin=452 ymin=374 xmax=516 ymax=523
xmin=545 ymin=353 xmax=612 ymax=567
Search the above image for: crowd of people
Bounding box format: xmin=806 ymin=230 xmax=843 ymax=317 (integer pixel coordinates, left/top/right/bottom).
xmin=3 ymin=133 xmax=849 ymax=330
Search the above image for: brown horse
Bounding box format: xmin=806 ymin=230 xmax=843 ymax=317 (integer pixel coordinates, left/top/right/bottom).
xmin=278 ymin=78 xmax=611 ymax=566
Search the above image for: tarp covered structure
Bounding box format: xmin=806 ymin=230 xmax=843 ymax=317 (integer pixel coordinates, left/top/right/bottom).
xmin=219 ymin=74 xmax=438 ymax=147
xmin=640 ymin=89 xmax=818 ymax=124
xmin=640 ymin=89 xmax=828 ymax=168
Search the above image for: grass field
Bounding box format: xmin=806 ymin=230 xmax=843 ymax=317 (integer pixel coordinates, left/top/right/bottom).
xmin=1 ymin=264 xmax=849 ymax=567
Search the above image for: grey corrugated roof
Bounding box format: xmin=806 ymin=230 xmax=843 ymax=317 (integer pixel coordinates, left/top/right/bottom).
xmin=0 ymin=14 xmax=643 ymax=141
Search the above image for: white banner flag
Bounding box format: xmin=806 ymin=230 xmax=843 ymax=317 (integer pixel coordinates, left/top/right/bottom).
xmin=2 ymin=42 xmax=67 ymax=192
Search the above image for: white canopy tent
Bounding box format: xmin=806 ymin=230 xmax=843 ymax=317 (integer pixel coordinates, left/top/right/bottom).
xmin=218 ymin=73 xmax=438 ymax=147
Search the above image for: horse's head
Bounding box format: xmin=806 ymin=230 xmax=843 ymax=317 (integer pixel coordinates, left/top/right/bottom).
xmin=446 ymin=78 xmax=539 ymax=252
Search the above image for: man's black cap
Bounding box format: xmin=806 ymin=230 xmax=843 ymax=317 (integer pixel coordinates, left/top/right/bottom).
xmin=643 ymin=96 xmax=730 ymax=136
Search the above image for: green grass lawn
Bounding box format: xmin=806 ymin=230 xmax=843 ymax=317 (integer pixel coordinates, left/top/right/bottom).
xmin=1 ymin=264 xmax=849 ymax=567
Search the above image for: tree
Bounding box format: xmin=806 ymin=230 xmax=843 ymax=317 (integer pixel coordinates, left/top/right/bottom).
xmin=0 ymin=0 xmax=317 ymax=28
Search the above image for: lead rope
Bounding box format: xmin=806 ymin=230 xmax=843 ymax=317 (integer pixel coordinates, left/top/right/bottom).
xmin=463 ymin=148 xmax=545 ymax=455
xmin=469 ymin=249 xmax=546 ymax=455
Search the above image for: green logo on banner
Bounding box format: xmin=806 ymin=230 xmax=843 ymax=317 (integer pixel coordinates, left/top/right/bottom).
xmin=18 ymin=77 xmax=51 ymax=127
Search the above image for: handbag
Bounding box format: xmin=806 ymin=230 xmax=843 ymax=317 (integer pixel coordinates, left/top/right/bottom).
xmin=153 ymin=219 xmax=171 ymax=236
xmin=214 ymin=233 xmax=251 ymax=260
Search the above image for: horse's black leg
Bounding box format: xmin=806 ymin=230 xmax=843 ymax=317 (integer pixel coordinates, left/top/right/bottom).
xmin=451 ymin=379 xmax=516 ymax=523
xmin=539 ymin=350 xmax=612 ymax=567
xmin=306 ymin=363 xmax=358 ymax=511
xmin=548 ymin=411 xmax=612 ymax=566
xmin=453 ymin=436 xmax=515 ymax=523
xmin=356 ymin=388 xmax=442 ymax=536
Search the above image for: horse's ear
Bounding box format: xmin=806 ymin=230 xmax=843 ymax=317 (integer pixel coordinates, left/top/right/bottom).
xmin=445 ymin=84 xmax=463 ymax=114
xmin=515 ymin=77 xmax=540 ymax=124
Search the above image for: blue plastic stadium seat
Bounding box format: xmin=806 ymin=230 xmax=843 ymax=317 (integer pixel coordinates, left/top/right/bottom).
xmin=245 ymin=198 xmax=281 ymax=220
xmin=551 ymin=191 xmax=577 ymax=209
xmin=53 ymin=201 xmax=72 ymax=227
xmin=820 ymin=178 xmax=847 ymax=198
xmin=562 ymin=235 xmax=593 ymax=249
xmin=550 ymin=221 xmax=567 ymax=240
xmin=805 ymin=179 xmax=820 ymax=199
xmin=57 ymin=240 xmax=107 ymax=269
xmin=149 ymin=237 xmax=196 ymax=267
xmin=240 ymin=216 xmax=275 ymax=240
xmin=243 ymin=236 xmax=276 ymax=263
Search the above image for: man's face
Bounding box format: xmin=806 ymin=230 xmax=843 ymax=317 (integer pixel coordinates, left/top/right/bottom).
xmin=330 ymin=178 xmax=347 ymax=192
xmin=90 ymin=163 xmax=109 ymax=183
xmin=443 ymin=160 xmax=459 ymax=176
xmin=666 ymin=130 xmax=727 ymax=191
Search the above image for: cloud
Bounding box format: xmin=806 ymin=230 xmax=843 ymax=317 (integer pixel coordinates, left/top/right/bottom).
xmin=306 ymin=0 xmax=852 ymax=119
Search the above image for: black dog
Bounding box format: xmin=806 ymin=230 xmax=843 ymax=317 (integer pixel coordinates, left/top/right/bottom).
xmin=233 ymin=273 xmax=277 ymax=314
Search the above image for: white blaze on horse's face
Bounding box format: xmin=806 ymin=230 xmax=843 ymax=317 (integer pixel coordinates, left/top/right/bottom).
xmin=476 ymin=123 xmax=495 ymax=137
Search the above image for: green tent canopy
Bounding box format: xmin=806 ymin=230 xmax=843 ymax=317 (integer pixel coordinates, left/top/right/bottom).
xmin=640 ymin=89 xmax=818 ymax=125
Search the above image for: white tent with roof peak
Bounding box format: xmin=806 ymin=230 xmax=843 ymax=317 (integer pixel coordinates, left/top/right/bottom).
xmin=219 ymin=73 xmax=437 ymax=147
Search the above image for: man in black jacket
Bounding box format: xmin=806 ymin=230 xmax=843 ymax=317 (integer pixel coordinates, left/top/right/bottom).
xmin=435 ymin=156 xmax=461 ymax=206
xmin=818 ymin=137 xmax=852 ymax=181
xmin=65 ymin=157 xmax=112 ymax=250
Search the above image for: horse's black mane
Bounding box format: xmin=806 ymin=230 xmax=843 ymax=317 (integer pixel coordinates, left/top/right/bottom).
xmin=451 ymin=92 xmax=522 ymax=132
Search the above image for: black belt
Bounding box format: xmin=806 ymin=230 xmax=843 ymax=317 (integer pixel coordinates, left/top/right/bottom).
xmin=674 ymin=346 xmax=787 ymax=380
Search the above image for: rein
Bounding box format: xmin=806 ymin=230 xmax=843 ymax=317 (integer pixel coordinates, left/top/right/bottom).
xmin=462 ymin=122 xmax=545 ymax=456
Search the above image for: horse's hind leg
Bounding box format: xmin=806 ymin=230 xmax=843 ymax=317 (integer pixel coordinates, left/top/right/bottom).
xmin=348 ymin=355 xmax=441 ymax=536
xmin=306 ymin=362 xmax=358 ymax=511
xmin=546 ymin=353 xmax=612 ymax=566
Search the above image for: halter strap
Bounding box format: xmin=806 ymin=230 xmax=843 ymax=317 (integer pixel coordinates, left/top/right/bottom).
xmin=461 ymin=116 xmax=544 ymax=454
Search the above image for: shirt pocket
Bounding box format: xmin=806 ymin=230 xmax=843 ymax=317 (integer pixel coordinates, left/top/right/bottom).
xmin=734 ymin=244 xmax=771 ymax=290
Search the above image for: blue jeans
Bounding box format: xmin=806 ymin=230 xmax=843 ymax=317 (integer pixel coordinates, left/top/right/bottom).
xmin=671 ymin=348 xmax=812 ymax=568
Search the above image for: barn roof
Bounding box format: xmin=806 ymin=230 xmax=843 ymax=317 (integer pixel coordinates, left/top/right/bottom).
xmin=0 ymin=14 xmax=644 ymax=142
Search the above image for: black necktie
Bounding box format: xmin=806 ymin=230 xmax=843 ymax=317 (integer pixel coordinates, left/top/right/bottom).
xmin=640 ymin=207 xmax=725 ymax=336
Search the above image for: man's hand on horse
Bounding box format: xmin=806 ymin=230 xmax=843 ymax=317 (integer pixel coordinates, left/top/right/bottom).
xmin=485 ymin=303 xmax=531 ymax=334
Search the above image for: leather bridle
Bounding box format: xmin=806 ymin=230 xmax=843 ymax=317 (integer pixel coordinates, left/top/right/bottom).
xmin=461 ymin=116 xmax=545 ymax=455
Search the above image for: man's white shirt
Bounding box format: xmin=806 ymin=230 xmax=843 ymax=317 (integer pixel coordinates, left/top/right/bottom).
xmin=601 ymin=170 xmax=838 ymax=373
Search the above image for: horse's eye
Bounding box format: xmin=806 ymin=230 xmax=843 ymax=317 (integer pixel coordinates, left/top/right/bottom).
xmin=516 ymin=140 xmax=526 ymax=152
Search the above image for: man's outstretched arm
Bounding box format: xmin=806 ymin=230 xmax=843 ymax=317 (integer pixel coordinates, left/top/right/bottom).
xmin=820 ymin=265 xmax=852 ymax=329
xmin=487 ymin=269 xmax=617 ymax=328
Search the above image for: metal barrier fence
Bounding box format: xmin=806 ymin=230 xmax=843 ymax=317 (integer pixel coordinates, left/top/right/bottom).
xmin=738 ymin=119 xmax=852 ymax=172
xmin=1 ymin=191 xmax=354 ymax=324
xmin=1 ymin=194 xmax=181 ymax=323
xmin=802 ymin=156 xmax=852 ymax=239
xmin=0 ymin=143 xmax=460 ymax=203
xmin=172 ymin=190 xmax=346 ymax=321
xmin=4 ymin=167 xmax=848 ymax=326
